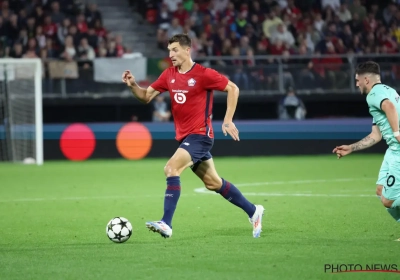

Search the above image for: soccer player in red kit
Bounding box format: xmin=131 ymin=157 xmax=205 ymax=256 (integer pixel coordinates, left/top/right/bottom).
xmin=122 ymin=34 xmax=265 ymax=238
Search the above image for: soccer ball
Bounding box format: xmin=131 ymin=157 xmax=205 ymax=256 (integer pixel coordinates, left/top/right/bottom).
xmin=106 ymin=217 xmax=133 ymax=243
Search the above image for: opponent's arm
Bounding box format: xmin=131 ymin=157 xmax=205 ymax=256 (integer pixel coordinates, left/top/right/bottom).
xmin=333 ymin=125 xmax=381 ymax=158
xmin=350 ymin=125 xmax=382 ymax=152
xmin=381 ymin=99 xmax=400 ymax=137
xmin=222 ymin=80 xmax=239 ymax=122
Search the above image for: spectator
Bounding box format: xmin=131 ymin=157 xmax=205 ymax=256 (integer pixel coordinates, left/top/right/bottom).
xmin=231 ymin=9 xmax=249 ymax=37
xmin=51 ymin=1 xmax=65 ymax=25
xmin=157 ymin=3 xmax=172 ymax=30
xmin=163 ymin=0 xmax=182 ymax=13
xmin=167 ymin=17 xmax=183 ymax=38
xmin=9 ymin=42 xmax=23 ymax=58
xmin=321 ymin=0 xmax=340 ymax=12
xmin=270 ymin=23 xmax=295 ymax=46
xmin=76 ymin=13 xmax=88 ymax=34
xmin=35 ymin=26 xmax=46 ymax=49
xmin=57 ymin=18 xmax=71 ymax=46
xmin=152 ymin=95 xmax=171 ymax=122
xmin=44 ymin=38 xmax=58 ymax=58
xmin=278 ymin=87 xmax=306 ymax=120
xmin=349 ymin=0 xmax=367 ymax=21
xmin=337 ymin=3 xmax=352 ymax=23
xmin=85 ymin=4 xmax=102 ymax=26
xmin=33 ymin=5 xmax=45 ymax=26
xmin=86 ymin=27 xmax=99 ymax=49
xmin=60 ymin=35 xmax=76 ymax=61
xmin=78 ymin=38 xmax=95 ymax=60
xmin=173 ymin=2 xmax=189 ymax=26
xmin=7 ymin=14 xmax=19 ymax=43
xmin=321 ymin=42 xmax=347 ymax=89
xmin=94 ymin=19 xmax=107 ymax=39
xmin=42 ymin=15 xmax=57 ymax=39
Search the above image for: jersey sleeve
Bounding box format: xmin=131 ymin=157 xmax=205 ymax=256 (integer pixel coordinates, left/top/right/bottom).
xmin=150 ymin=69 xmax=169 ymax=93
xmin=203 ymin=68 xmax=229 ymax=91
xmin=367 ymin=89 xmax=388 ymax=110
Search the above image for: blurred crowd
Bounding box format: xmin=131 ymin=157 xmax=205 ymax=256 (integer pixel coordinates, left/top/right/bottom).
xmin=0 ymin=0 xmax=126 ymax=61
xmin=139 ymin=0 xmax=400 ymax=90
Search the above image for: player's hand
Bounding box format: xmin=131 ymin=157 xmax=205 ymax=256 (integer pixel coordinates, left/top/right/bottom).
xmin=122 ymin=70 xmax=136 ymax=87
xmin=332 ymin=145 xmax=352 ymax=159
xmin=222 ymin=121 xmax=240 ymax=141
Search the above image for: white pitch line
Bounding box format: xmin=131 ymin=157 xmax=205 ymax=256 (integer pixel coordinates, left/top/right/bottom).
xmin=0 ymin=178 xmax=376 ymax=203
xmin=234 ymin=177 xmax=374 ymax=187
xmin=194 ymin=177 xmax=376 ymax=197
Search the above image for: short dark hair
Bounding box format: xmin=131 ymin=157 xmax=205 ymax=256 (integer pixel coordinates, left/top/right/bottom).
xmin=355 ymin=61 xmax=380 ymax=75
xmin=168 ymin=34 xmax=191 ymax=47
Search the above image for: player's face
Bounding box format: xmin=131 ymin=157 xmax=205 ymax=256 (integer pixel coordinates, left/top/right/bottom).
xmin=355 ymin=74 xmax=368 ymax=95
xmin=168 ymin=42 xmax=189 ymax=67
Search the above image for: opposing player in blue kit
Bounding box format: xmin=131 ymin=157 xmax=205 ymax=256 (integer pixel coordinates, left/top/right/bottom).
xmin=333 ymin=61 xmax=400 ymax=240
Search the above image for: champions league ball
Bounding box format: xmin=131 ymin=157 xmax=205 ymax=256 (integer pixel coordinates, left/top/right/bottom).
xmin=106 ymin=217 xmax=133 ymax=243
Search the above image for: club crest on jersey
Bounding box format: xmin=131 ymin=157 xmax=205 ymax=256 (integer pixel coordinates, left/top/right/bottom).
xmin=171 ymin=79 xmax=175 ymax=83
xmin=188 ymin=78 xmax=196 ymax=86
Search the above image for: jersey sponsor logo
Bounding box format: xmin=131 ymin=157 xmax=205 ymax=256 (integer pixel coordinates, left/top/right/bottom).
xmin=188 ymin=78 xmax=196 ymax=87
xmin=172 ymin=89 xmax=188 ymax=104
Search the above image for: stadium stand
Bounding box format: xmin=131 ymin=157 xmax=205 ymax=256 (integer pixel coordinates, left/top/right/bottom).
xmin=0 ymin=0 xmax=127 ymax=60
xmin=139 ymin=0 xmax=400 ymax=91
xmin=2 ymin=0 xmax=400 ymax=94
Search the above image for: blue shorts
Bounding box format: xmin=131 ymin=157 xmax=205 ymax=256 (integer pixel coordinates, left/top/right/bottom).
xmin=178 ymin=134 xmax=214 ymax=172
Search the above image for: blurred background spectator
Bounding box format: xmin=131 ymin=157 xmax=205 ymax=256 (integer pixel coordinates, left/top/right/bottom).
xmin=0 ymin=0 xmax=127 ymax=62
xmin=278 ymin=86 xmax=307 ymax=120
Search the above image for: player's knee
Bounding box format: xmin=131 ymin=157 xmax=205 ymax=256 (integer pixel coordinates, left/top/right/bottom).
xmin=381 ymin=197 xmax=394 ymax=208
xmin=376 ymin=185 xmax=383 ymax=196
xmin=164 ymin=162 xmax=181 ymax=177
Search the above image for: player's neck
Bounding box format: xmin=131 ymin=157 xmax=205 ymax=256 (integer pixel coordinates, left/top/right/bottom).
xmin=368 ymin=81 xmax=382 ymax=94
xmin=178 ymin=60 xmax=195 ymax=74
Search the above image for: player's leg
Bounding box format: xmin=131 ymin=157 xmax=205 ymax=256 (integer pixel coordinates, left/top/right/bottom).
xmin=145 ymin=145 xmax=193 ymax=238
xmin=380 ymin=150 xmax=400 ymax=226
xmin=376 ymin=156 xmax=388 ymax=199
xmin=162 ymin=147 xmax=193 ymax=224
xmin=192 ymin=156 xmax=265 ymax=238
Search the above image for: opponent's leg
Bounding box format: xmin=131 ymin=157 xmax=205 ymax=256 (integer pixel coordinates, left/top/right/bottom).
xmin=146 ymin=147 xmax=193 ymax=238
xmin=379 ymin=151 xmax=400 ymax=240
xmin=376 ymin=155 xmax=388 ymax=199
xmin=192 ymin=157 xmax=265 ymax=238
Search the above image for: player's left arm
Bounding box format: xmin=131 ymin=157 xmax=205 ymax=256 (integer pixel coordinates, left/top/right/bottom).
xmin=204 ymin=68 xmax=240 ymax=141
xmin=381 ymin=99 xmax=400 ymax=141
xmin=222 ymin=80 xmax=240 ymax=140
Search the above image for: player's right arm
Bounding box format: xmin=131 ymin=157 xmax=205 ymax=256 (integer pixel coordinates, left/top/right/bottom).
xmin=332 ymin=125 xmax=382 ymax=159
xmin=122 ymin=70 xmax=163 ymax=104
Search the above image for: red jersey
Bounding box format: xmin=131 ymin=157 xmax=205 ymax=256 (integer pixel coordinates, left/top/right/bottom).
xmin=150 ymin=63 xmax=228 ymax=141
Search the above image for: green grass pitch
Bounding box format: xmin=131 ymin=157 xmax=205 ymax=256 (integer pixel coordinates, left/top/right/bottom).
xmin=1 ymin=154 xmax=399 ymax=279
